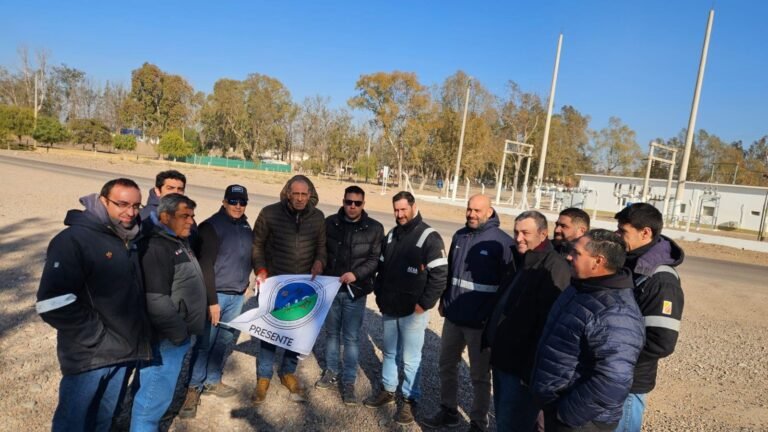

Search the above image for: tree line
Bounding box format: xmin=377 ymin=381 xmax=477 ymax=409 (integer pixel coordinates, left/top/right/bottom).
xmin=1 ymin=47 xmax=766 ymax=187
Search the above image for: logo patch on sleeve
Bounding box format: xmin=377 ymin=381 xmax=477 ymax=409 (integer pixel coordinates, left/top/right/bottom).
xmin=662 ymin=300 xmax=673 ymax=315
xmin=105 ymin=251 xmax=113 ymax=259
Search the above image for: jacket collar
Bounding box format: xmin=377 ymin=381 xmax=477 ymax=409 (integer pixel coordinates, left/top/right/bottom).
xmin=394 ymin=211 xmax=423 ymax=236
xmin=573 ymin=268 xmax=634 ymax=292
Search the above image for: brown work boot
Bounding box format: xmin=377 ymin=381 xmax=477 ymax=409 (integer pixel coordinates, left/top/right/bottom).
xmin=178 ymin=387 xmax=201 ymax=419
xmin=280 ymin=373 xmax=307 ymax=402
xmin=395 ymin=398 xmax=416 ymax=425
xmin=251 ymin=378 xmax=270 ymax=405
xmin=203 ymin=382 xmax=237 ymax=398
xmin=363 ymin=389 xmax=395 ymax=408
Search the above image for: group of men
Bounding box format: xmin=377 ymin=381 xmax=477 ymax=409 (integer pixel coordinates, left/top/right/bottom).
xmin=36 ymin=168 xmax=684 ymax=432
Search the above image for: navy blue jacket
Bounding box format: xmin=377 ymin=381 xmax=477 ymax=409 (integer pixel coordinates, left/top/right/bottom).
xmin=195 ymin=207 xmax=253 ymax=306
xmin=441 ymin=212 xmax=514 ymax=328
xmin=531 ymin=269 xmax=645 ymax=428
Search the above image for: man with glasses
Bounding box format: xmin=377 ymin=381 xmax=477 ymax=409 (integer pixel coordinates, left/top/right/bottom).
xmin=37 ymin=178 xmax=152 ymax=431
xmin=130 ymin=194 xmax=206 ymax=431
xmin=251 ymin=175 xmax=326 ymax=405
xmin=181 ymin=185 xmax=254 ymax=418
xmin=315 ymin=185 xmax=384 ymax=405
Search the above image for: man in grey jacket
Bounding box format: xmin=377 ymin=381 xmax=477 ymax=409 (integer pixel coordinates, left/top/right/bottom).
xmin=131 ymin=194 xmax=206 ymax=431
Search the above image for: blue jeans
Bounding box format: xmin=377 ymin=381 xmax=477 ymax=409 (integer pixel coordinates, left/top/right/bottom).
xmin=324 ymin=291 xmax=366 ymax=385
xmin=616 ymin=393 xmax=647 ymax=432
xmin=52 ymin=364 xmax=130 ymax=432
xmin=130 ymin=338 xmax=192 ymax=432
xmin=257 ymin=341 xmax=299 ymax=379
xmin=189 ymin=292 xmax=244 ymax=389
xmin=492 ymin=368 xmax=539 ymax=432
xmin=381 ymin=311 xmax=429 ymax=401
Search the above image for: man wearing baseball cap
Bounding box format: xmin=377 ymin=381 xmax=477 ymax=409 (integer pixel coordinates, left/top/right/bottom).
xmin=181 ymin=185 xmax=254 ymax=418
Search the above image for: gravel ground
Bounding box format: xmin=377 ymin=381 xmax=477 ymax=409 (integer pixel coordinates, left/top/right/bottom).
xmin=1 ymin=148 xmax=767 ymax=431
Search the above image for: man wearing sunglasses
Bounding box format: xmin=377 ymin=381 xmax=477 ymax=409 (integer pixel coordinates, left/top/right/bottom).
xmin=37 ymin=178 xmax=152 ymax=431
xmin=181 ymin=185 xmax=253 ymax=418
xmin=315 ymin=185 xmax=384 ymax=405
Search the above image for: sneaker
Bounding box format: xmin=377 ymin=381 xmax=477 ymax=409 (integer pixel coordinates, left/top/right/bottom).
xmin=251 ymin=378 xmax=270 ymax=406
xmin=422 ymin=406 xmax=461 ymax=429
xmin=178 ymin=387 xmax=201 ymax=419
xmin=363 ymin=390 xmax=395 ymax=408
xmin=315 ymin=370 xmax=339 ymax=390
xmin=395 ymin=398 xmax=416 ymax=425
xmin=280 ymin=373 xmax=307 ymax=403
xmin=341 ymin=384 xmax=358 ymax=406
xmin=203 ymin=382 xmax=237 ymax=398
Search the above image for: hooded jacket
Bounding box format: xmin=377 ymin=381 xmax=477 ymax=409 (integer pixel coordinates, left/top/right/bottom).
xmin=36 ymin=196 xmax=152 ymax=375
xmin=484 ymin=239 xmax=571 ymax=381
xmin=625 ymin=235 xmax=685 ymax=393
xmin=138 ymin=224 xmax=207 ymax=344
xmin=139 ymin=187 xmax=159 ymax=222
xmin=531 ymin=269 xmax=645 ymax=428
xmin=252 ymin=175 xmax=326 ymax=276
xmin=374 ymin=212 xmax=448 ymax=317
xmin=324 ymin=208 xmax=384 ymax=299
xmin=441 ymin=211 xmax=515 ymax=328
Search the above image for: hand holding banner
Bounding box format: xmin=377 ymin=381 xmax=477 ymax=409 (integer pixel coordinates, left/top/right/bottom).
xmin=224 ymin=275 xmax=341 ymax=355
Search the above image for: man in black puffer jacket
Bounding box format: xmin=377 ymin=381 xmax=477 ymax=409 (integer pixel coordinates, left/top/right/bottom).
xmin=364 ymin=191 xmax=448 ymax=426
xmin=251 ymin=175 xmax=326 ymax=404
xmin=315 ymin=185 xmax=384 ymax=405
xmin=131 ymin=194 xmax=207 ymax=431
xmin=614 ymin=203 xmax=684 ymax=432
xmin=483 ymin=210 xmax=571 ymax=432
xmin=532 ymin=229 xmax=644 ymax=431
xmin=37 ymin=178 xmax=151 ymax=432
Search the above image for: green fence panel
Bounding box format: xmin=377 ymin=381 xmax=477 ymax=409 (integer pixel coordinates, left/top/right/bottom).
xmin=184 ymin=155 xmax=292 ymax=172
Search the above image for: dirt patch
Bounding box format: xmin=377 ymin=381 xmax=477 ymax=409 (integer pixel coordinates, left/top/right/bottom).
xmin=1 ymin=148 xmax=767 ymax=431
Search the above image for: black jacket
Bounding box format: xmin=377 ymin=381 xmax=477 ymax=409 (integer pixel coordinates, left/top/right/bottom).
xmin=374 ymin=212 xmax=448 ymax=317
xmin=37 ymin=210 xmax=152 ymax=375
xmin=484 ymin=239 xmax=571 ymax=382
xmin=441 ymin=212 xmax=515 ymax=328
xmin=626 ymin=235 xmax=685 ymax=393
xmin=252 ymin=178 xmax=326 ymax=276
xmin=139 ymin=225 xmax=207 ymax=344
xmin=324 ymin=208 xmax=384 ymax=299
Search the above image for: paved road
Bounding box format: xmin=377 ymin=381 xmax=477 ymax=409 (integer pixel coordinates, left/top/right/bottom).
xmin=1 ymin=154 xmax=765 ymax=286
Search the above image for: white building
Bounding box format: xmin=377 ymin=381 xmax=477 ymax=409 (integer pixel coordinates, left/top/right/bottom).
xmin=573 ymin=173 xmax=768 ymax=232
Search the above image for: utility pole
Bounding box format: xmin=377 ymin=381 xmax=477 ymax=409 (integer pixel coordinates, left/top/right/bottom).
xmin=452 ymin=78 xmax=472 ymax=201
xmin=534 ymin=33 xmax=563 ymax=208
xmin=674 ymin=9 xmax=715 ymax=221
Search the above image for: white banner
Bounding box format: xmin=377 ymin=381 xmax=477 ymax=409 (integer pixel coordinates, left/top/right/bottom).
xmin=225 ymin=275 xmax=341 ymax=355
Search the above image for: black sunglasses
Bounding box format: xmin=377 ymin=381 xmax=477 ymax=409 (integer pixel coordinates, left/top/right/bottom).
xmin=227 ymin=199 xmax=248 ymax=206
xmin=343 ymin=199 xmax=363 ymax=207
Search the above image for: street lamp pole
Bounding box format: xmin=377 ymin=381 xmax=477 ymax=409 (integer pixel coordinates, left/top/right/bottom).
xmin=452 ymin=78 xmax=472 ymax=201
xmin=534 ymin=33 xmax=563 ymax=208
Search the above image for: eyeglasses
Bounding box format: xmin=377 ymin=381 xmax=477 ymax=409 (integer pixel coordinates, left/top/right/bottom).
xmin=344 ymin=199 xmax=363 ymax=207
xmin=227 ymin=199 xmax=248 ymax=207
xmin=104 ymin=197 xmax=142 ymax=211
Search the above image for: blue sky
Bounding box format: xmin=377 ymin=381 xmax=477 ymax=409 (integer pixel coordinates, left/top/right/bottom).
xmin=2 ymin=0 xmax=766 ymax=149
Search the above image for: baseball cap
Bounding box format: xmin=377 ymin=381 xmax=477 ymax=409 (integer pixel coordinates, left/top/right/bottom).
xmin=224 ymin=184 xmax=248 ymax=201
